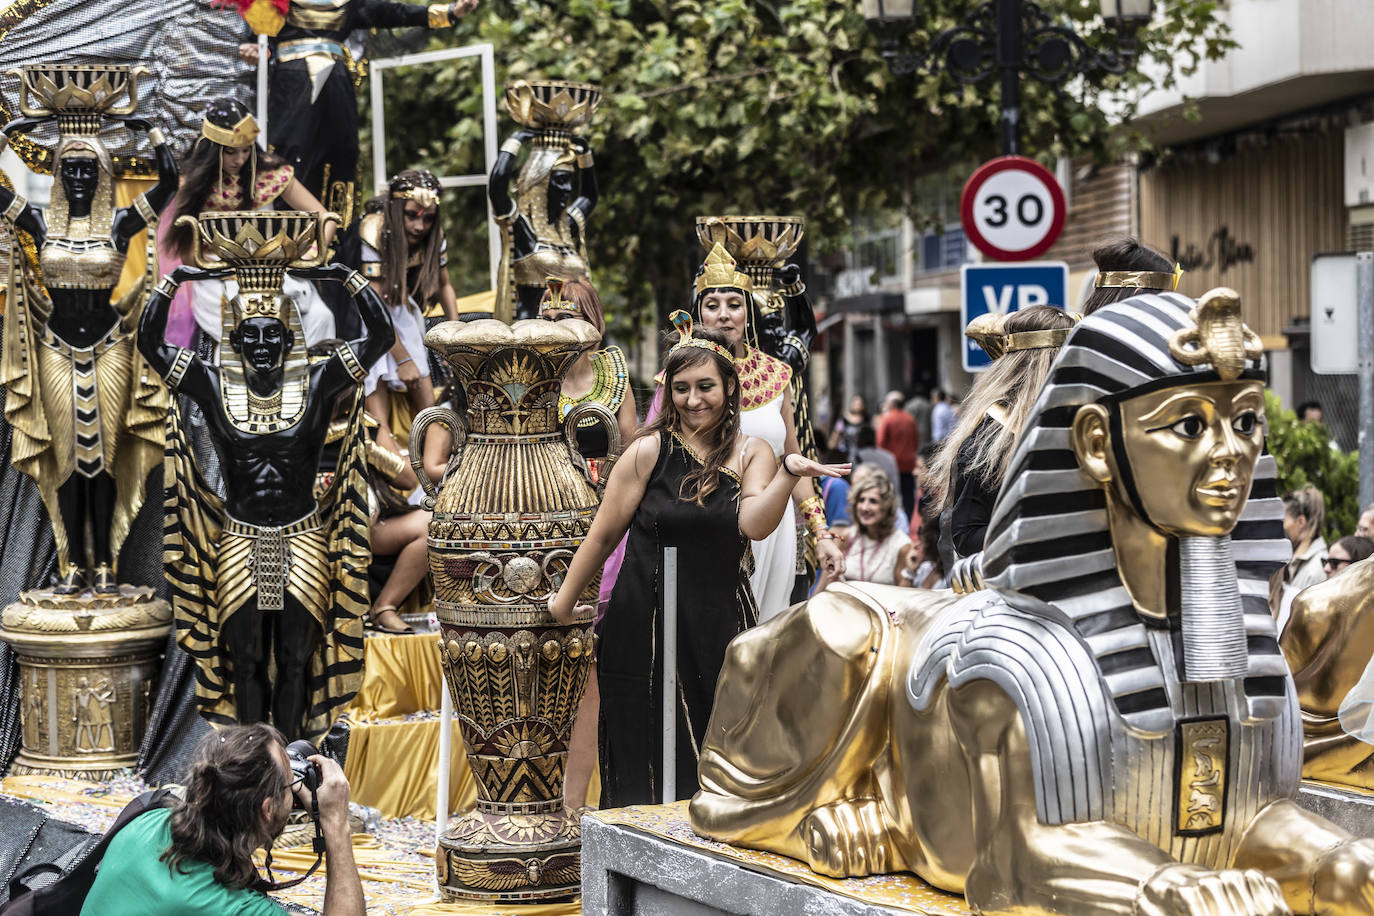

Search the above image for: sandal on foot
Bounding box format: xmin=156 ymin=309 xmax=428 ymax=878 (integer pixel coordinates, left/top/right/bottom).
xmin=92 ymin=564 xmax=119 ymax=596
xmin=53 ymin=564 xmax=85 ymax=596
xmin=366 ymin=606 xmax=414 ymax=634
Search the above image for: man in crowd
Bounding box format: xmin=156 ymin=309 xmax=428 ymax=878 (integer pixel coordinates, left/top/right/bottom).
xmin=1297 ymin=400 xmax=1324 ymax=423
xmin=903 ymin=387 xmax=932 ymax=454
xmin=930 ymin=388 xmax=956 ymax=443
xmin=81 ymin=724 xmax=363 ymax=916
xmin=876 ymin=390 xmax=919 ymax=517
xmin=1357 ymin=503 xmax=1374 ymax=539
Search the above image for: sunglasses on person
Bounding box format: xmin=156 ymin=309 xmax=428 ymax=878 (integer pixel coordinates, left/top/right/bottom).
xmin=1321 ymin=556 xmax=1351 ymax=570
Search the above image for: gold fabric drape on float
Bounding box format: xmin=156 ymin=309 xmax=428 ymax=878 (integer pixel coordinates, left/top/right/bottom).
xmin=342 ymin=631 xmax=600 ymax=820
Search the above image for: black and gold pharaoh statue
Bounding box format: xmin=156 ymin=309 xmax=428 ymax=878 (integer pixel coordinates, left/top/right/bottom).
xmin=488 ymin=80 xmax=599 ymax=322
xmin=0 ymin=66 xmax=177 ymax=594
xmin=136 ymin=212 xmax=395 ymax=741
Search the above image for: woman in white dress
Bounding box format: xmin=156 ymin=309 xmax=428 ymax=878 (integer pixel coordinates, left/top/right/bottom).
xmin=693 ymin=243 xmax=844 ymax=619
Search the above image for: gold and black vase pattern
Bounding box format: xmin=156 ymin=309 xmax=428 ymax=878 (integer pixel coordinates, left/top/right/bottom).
xmin=411 ymin=318 xmax=611 ymax=902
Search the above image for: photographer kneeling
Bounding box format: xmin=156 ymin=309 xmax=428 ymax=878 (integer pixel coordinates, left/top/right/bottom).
xmin=81 ymin=723 xmax=364 ymax=916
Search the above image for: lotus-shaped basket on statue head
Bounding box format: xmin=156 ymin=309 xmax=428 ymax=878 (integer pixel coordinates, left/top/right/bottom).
xmin=176 ymin=210 xmax=341 ymax=295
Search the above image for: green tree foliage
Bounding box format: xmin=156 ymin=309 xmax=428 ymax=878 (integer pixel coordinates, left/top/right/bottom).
xmin=361 ymin=0 xmax=1232 ymax=333
xmin=1264 ymin=390 xmax=1359 ymax=542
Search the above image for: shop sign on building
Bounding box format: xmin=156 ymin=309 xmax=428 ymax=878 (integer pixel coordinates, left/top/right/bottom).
xmin=1311 ymin=252 xmax=1359 ymax=374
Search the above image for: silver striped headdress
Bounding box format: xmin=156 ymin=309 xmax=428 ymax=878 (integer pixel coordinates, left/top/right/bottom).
xmin=980 ymin=290 xmax=1291 ymax=730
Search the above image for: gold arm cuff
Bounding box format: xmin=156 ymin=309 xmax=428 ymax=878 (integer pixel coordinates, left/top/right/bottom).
xmin=500 ymin=136 xmax=524 ymax=156
xmin=164 ymin=348 xmax=194 ymax=387
xmin=367 ymin=440 xmax=408 ymax=482
xmin=576 ymin=152 xmax=594 ymax=169
xmin=799 ymin=495 xmax=827 ymax=535
xmin=147 ymin=127 xmax=167 ymax=147
xmin=361 ymin=262 xmax=383 ymax=279
xmin=343 ymin=270 xmax=369 ymax=296
xmin=134 ymin=193 xmax=158 ymax=226
xmin=780 ymin=278 xmax=806 ymax=297
xmin=155 ymin=275 xmax=180 ymax=298
xmin=427 ymin=3 xmax=452 ymax=27
xmin=3 ymin=194 xmax=27 ymax=223
xmin=336 ymin=343 xmax=367 ymax=382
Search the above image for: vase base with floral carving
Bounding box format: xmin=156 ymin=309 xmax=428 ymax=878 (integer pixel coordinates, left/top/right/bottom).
xmin=412 ymin=319 xmax=611 ymax=903
xmin=2 ymin=585 xmax=172 ymax=781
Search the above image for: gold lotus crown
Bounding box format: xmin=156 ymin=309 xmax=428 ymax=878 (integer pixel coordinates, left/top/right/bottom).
xmin=1168 ymin=287 xmax=1264 ymax=382
xmin=202 ymin=113 xmax=259 ymax=149
xmin=505 ymin=79 xmax=602 ymax=130
xmin=177 ymin=211 xmax=340 ymax=294
xmin=11 ymin=65 xmax=147 ymax=118
xmin=694 ymin=242 xmax=753 ymax=300
xmin=695 ymin=216 xmax=805 ymax=268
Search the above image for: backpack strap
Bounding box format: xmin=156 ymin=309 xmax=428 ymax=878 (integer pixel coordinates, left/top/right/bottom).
xmin=4 ymin=788 xmax=179 ymax=916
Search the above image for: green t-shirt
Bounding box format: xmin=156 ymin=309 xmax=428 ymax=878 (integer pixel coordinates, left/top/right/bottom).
xmin=81 ymin=808 xmax=286 ymax=916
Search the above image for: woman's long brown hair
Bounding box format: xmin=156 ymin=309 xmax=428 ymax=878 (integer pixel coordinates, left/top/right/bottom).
xmin=639 ymin=326 xmax=741 ymax=506
xmin=375 ymin=170 xmax=446 ymax=309
xmin=161 ymin=723 xmax=289 ymax=890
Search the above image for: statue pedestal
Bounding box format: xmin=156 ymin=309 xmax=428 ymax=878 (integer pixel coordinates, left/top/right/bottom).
xmin=1297 ymin=780 xmax=1374 ymax=838
xmin=1 ymin=586 xmax=172 ymax=780
xmin=581 ymin=804 xmax=970 ymax=916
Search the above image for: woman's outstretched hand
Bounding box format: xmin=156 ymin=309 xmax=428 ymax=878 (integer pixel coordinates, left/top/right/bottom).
xmin=782 ymin=454 xmax=850 ymax=479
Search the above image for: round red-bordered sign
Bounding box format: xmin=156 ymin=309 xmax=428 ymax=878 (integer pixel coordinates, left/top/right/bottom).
xmin=960 ymin=156 xmax=1066 ymax=261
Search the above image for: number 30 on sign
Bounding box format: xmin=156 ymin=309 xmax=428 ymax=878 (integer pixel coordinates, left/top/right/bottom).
xmin=960 ymin=156 xmax=1066 ymax=261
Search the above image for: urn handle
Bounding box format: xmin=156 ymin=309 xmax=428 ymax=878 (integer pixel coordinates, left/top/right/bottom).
xmin=408 ymin=406 xmax=466 ymax=510
xmin=562 ymin=401 xmax=620 ymax=491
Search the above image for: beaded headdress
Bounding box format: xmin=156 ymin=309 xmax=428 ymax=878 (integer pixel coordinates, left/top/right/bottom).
xmin=693 ymin=242 xmax=752 ymax=302
xmin=668 ymin=310 xmax=734 ymax=361
xmin=389 ymin=170 xmax=441 ymax=209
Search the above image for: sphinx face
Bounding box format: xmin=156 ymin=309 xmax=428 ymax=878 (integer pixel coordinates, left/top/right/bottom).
xmin=1114 ymin=379 xmax=1265 ymax=538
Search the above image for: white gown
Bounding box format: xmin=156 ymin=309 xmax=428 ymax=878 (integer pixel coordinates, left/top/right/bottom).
xmin=740 ymin=388 xmax=797 ymax=622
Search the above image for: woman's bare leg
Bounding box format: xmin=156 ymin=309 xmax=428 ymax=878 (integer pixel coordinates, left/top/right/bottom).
xmin=564 ymin=667 xmax=600 ymax=810
xmin=371 ymin=509 xmax=431 ymax=629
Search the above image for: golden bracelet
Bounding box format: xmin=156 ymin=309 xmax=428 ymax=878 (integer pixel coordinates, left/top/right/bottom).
xmin=799 ymin=495 xmax=827 ymax=536
xmin=343 ymin=270 xmax=369 ymax=296
xmin=3 ymin=194 xmax=27 ymax=223
xmin=134 ymin=192 xmax=158 ymax=226
xmin=155 ymin=275 xmax=180 ymax=298
xmin=576 ymin=152 xmax=594 ymax=169
xmin=147 ymin=127 xmax=167 ymax=147
xmin=336 ymin=343 xmax=367 ymax=381
xmin=427 ymin=3 xmax=452 ymax=27
xmin=500 ymin=136 xmax=523 ymax=156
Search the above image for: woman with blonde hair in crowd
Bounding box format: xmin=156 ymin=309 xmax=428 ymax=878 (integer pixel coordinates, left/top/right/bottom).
xmin=1284 ymin=484 xmax=1328 ymax=590
xmin=817 ymin=465 xmax=911 ymax=587
xmin=927 ymin=305 xmax=1078 ymax=564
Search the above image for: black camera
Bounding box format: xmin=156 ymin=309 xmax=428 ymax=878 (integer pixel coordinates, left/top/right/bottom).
xmin=285 ymin=740 xmax=321 ymax=806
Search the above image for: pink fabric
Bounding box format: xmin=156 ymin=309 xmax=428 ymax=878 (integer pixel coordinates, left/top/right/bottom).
xmin=155 ymin=207 xmax=197 ymax=348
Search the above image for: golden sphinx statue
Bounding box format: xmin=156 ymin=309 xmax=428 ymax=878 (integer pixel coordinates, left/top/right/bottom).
xmin=1282 ymin=557 xmax=1374 ymax=790
xmin=692 ymin=289 xmax=1374 ymax=915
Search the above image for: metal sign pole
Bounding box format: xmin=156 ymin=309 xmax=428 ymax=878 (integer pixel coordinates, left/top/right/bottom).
xmin=256 ymin=35 xmax=269 ymax=151
xmin=662 ymin=546 xmax=678 ymax=804
xmin=1357 ymin=251 xmax=1373 ymax=509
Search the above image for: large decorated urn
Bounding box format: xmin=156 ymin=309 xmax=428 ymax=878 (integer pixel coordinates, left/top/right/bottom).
xmin=411 ymin=318 xmax=612 ymax=903
xmin=1 ymin=588 xmax=172 ymax=779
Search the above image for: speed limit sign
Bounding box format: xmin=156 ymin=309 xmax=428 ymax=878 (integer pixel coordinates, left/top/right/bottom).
xmin=960 ymin=156 xmax=1066 ymax=261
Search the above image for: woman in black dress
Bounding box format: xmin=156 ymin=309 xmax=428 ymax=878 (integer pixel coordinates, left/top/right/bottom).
xmin=550 ymin=318 xmax=847 ymax=808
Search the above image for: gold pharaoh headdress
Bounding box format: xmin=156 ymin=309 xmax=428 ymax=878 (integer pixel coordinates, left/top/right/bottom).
xmin=694 ymin=242 xmax=753 ymax=301
xmin=202 ymin=112 xmax=259 ymax=148
xmin=669 ymin=310 xmax=733 ymax=361
xmin=1168 ymin=287 xmax=1264 ymax=381
xmin=965 ymin=311 xmax=1078 ymax=361
xmin=1095 ymin=263 xmax=1183 ymax=291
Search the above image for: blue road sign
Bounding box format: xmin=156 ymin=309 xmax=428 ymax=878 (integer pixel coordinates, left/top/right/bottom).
xmin=960 ymin=261 xmax=1070 ymax=371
